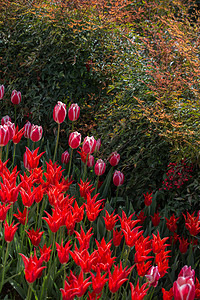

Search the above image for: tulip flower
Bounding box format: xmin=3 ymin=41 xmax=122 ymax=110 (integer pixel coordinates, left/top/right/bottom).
xmin=30 ymin=124 xmax=43 ymax=142
xmin=94 ymin=159 xmax=106 ymax=176
xmin=0 ymin=203 xmax=11 ymax=222
xmin=68 ymin=131 xmax=81 ymax=149
xmin=113 ymin=228 xmax=123 ymax=247
xmin=61 ymin=150 xmax=70 ymax=164
xmin=0 ymin=85 xmax=5 ymax=100
xmin=53 ymin=101 xmax=66 ymax=124
xmin=179 ymin=237 xmax=189 ymax=254
xmin=68 ymin=103 xmax=80 ymax=121
xmin=143 ymin=191 xmax=153 ymax=206
xmin=13 ymin=207 xmax=29 ymax=225
xmin=26 ymin=228 xmax=44 ymax=247
xmin=1 ymin=115 xmax=11 ymax=125
xmin=23 ymin=147 xmax=45 ymax=170
xmin=87 ymin=155 xmax=94 ymax=167
xmin=11 ymin=90 xmax=21 ymax=105
xmin=60 ymin=270 xmax=91 ymax=299
xmin=78 ymin=179 xmax=95 ymax=200
xmin=151 ymin=212 xmax=161 ymax=227
xmin=0 ymin=125 xmax=9 ymax=146
xmin=24 ymin=121 xmax=32 ymax=139
xmin=82 ymin=136 xmax=96 ymax=154
xmin=145 ymin=266 xmax=161 ymax=287
xmin=165 ymin=214 xmax=179 ymax=232
xmin=109 ymin=151 xmax=120 ymax=166
xmin=183 ymin=212 xmax=200 ymax=236
xmin=56 ymin=239 xmax=72 ymax=264
xmin=39 ymin=244 xmax=52 ymax=263
xmin=19 ymin=251 xmax=46 ymax=283
xmin=130 ymin=280 xmax=149 ymax=300
xmin=90 ymin=266 xmax=108 ymax=294
xmin=113 ymin=170 xmax=124 ymax=186
xmin=103 ymin=210 xmax=118 ymax=231
xmin=6 ymin=121 xmax=15 ymax=140
xmin=108 ymin=261 xmax=134 ymax=293
xmin=4 ymin=220 xmax=19 ymax=243
xmin=173 ymin=273 xmax=195 ymax=300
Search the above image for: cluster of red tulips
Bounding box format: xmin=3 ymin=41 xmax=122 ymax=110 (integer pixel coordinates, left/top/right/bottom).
xmin=0 ymin=85 xmax=200 ymax=300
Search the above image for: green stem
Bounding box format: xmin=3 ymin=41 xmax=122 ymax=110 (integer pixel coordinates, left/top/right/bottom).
xmin=38 ymin=197 xmax=46 ymax=229
xmin=0 ymin=242 xmax=9 ymax=293
xmin=14 ymin=105 xmax=17 ymax=125
xmin=0 ymin=146 xmax=3 ymax=161
xmin=11 ymin=143 xmax=17 ymax=170
xmin=5 ymin=142 xmax=9 ymax=161
xmin=95 ymin=175 xmax=99 ymax=195
xmin=20 ymin=207 xmax=29 ymax=253
xmin=83 ymin=154 xmax=89 ymax=181
xmin=124 ymin=246 xmax=131 ymax=267
xmin=35 ymin=203 xmax=39 ymax=230
xmin=27 ymin=283 xmax=33 ymax=300
xmin=67 ymin=148 xmax=73 ymax=178
xmin=53 ymin=123 xmax=60 ymax=164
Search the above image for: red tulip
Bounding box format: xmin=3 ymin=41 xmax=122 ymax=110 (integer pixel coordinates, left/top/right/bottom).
xmin=113 ymin=228 xmax=123 ymax=247
xmin=109 ymin=152 xmax=120 ymax=166
xmin=94 ymin=159 xmax=106 ymax=176
xmin=26 ymin=228 xmax=44 ymax=247
xmin=0 ymin=125 xmax=9 ymax=146
xmin=61 ymin=150 xmax=70 ymax=164
xmin=53 ymin=101 xmax=66 ymax=124
xmin=143 ymin=191 xmax=153 ymax=206
xmin=113 ymin=170 xmax=124 ymax=186
xmin=0 ymin=85 xmax=5 ymax=100
xmin=11 ymin=90 xmax=21 ymax=105
xmin=1 ymin=115 xmax=11 ymax=125
xmin=68 ymin=131 xmax=81 ymax=149
xmin=103 ymin=210 xmax=118 ymax=231
xmin=56 ymin=239 xmax=72 ymax=264
xmin=151 ymin=212 xmax=161 ymax=227
xmin=82 ymin=136 xmax=96 ymax=154
xmin=130 ymin=280 xmax=149 ymax=300
xmin=19 ymin=251 xmax=46 ymax=283
xmin=179 ymin=237 xmax=189 ymax=254
xmin=30 ymin=124 xmax=43 ymax=142
xmin=0 ymin=203 xmax=11 ymax=222
xmin=68 ymin=103 xmax=80 ymax=121
xmin=39 ymin=244 xmax=52 ymax=263
xmin=13 ymin=207 xmax=29 ymax=225
xmin=12 ymin=126 xmax=25 ymax=144
xmin=4 ymin=220 xmax=19 ymax=242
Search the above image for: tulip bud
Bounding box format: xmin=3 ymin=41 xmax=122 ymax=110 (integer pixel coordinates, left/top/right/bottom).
xmin=109 ymin=152 xmax=120 ymax=166
xmin=0 ymin=85 xmax=5 ymax=100
xmin=1 ymin=115 xmax=11 ymax=126
xmin=68 ymin=132 xmax=81 ymax=149
xmin=87 ymin=155 xmax=94 ymax=167
xmin=53 ymin=101 xmax=67 ymax=124
xmin=61 ymin=150 xmax=70 ymax=164
xmin=94 ymin=159 xmax=106 ymax=176
xmin=11 ymin=90 xmax=21 ymax=105
xmin=82 ymin=136 xmax=96 ymax=154
xmin=24 ymin=121 xmax=32 ymax=139
xmin=145 ymin=266 xmax=160 ymax=287
xmin=30 ymin=125 xmax=43 ymax=142
xmin=0 ymin=125 xmax=9 ymax=146
xmin=68 ymin=103 xmax=80 ymax=121
xmin=113 ymin=170 xmax=124 ymax=186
